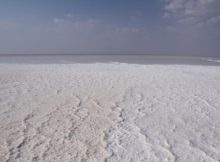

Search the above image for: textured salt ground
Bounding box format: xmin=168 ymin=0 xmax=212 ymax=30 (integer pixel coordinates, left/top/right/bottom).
xmin=0 ymin=63 xmax=220 ymax=162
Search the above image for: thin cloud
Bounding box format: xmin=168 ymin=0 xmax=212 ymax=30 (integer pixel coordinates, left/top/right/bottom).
xmin=164 ymin=0 xmax=220 ymax=28
xmin=207 ymin=15 xmax=220 ymax=25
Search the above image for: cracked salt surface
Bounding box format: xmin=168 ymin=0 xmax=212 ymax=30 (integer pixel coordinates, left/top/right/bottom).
xmin=0 ymin=63 xmax=220 ymax=162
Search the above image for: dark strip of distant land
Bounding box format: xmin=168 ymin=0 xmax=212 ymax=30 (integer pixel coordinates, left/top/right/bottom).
xmin=0 ymin=53 xmax=168 ymax=57
xmin=0 ymin=53 xmax=219 ymax=57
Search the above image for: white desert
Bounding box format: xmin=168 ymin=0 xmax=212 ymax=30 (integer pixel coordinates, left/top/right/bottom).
xmin=0 ymin=62 xmax=220 ymax=162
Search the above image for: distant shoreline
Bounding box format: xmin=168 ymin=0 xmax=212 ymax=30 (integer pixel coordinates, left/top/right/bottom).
xmin=0 ymin=53 xmax=220 ymax=57
xmin=0 ymin=54 xmax=219 ymax=66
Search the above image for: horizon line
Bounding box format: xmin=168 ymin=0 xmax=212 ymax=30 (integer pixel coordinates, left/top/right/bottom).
xmin=0 ymin=53 xmax=219 ymax=57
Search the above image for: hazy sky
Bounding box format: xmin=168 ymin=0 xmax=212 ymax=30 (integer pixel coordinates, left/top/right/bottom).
xmin=0 ymin=0 xmax=220 ymax=56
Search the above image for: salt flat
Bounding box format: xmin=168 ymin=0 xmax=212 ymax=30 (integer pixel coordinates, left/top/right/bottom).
xmin=0 ymin=63 xmax=220 ymax=162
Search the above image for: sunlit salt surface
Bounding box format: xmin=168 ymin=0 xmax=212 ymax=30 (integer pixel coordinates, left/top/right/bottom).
xmin=0 ymin=55 xmax=219 ymax=162
xmin=206 ymin=59 xmax=220 ymax=63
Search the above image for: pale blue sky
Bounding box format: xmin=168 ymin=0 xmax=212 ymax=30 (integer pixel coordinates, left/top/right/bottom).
xmin=0 ymin=0 xmax=219 ymax=56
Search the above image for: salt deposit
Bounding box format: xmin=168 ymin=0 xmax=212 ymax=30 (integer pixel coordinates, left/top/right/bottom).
xmin=0 ymin=63 xmax=219 ymax=162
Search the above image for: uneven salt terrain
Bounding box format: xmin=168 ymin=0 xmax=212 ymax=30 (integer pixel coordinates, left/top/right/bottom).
xmin=0 ymin=63 xmax=220 ymax=162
